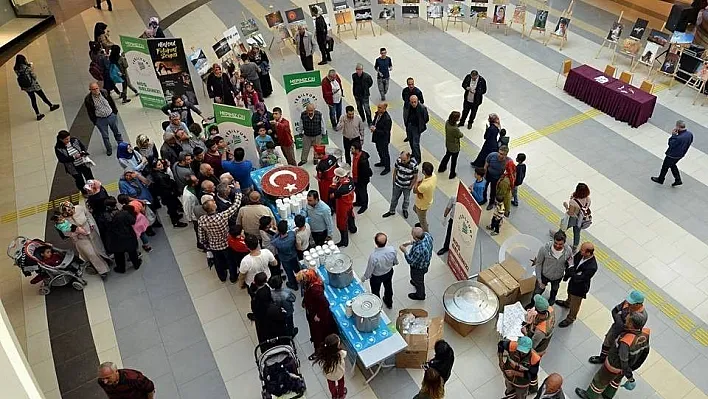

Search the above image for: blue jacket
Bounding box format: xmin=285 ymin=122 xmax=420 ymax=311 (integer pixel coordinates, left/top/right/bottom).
xmin=471 ymin=179 xmax=486 ymax=203
xmin=666 ymin=130 xmax=693 ymax=159
xmin=119 ymin=177 xmax=153 ymax=202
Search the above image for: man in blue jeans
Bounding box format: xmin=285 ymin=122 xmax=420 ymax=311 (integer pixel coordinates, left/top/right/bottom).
xmin=404 ymin=95 xmax=429 ymax=163
xmin=651 ymin=119 xmax=694 ymax=187
xmin=270 ymin=220 xmax=301 ymax=290
xmin=84 ymin=82 xmax=123 ymax=155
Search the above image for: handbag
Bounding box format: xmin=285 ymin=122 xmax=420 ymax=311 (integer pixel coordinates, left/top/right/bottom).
xmin=145 ymin=206 xmax=157 ymax=225
xmin=559 ymin=214 xmax=570 ymax=231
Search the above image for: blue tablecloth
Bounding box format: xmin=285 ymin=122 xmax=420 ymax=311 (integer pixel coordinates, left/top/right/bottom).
xmin=316 ymin=265 xmax=394 ymax=352
xmin=250 ymin=165 xmax=302 ymax=227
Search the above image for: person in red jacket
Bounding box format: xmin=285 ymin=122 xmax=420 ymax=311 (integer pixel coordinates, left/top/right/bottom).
xmin=271 ymin=107 xmax=296 ymax=165
xmin=321 ymin=69 xmax=343 ymax=128
xmin=332 ymin=168 xmax=357 ymax=247
xmin=316 ymin=151 xmax=339 ymax=210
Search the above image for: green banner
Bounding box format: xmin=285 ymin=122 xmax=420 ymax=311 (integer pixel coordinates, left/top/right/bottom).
xmin=212 ymin=104 xmax=259 ymax=166
xmin=283 ymin=70 xmax=329 ymax=148
xmin=119 ymin=35 xmax=165 ymax=109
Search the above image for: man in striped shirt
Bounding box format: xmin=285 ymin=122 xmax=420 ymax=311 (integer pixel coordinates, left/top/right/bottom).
xmin=383 ymin=151 xmax=418 ymax=219
xmin=198 ymin=183 xmax=242 ymax=282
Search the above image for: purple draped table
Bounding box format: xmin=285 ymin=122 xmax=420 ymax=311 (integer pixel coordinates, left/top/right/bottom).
xmin=563 ymin=65 xmax=657 ymax=128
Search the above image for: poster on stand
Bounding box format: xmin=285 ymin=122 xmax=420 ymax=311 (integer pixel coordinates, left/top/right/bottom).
xmin=266 ymin=10 xmax=285 ymax=28
xmin=119 ymin=35 xmax=166 ymax=109
xmin=470 ymin=2 xmax=489 ymax=19
xmin=402 ymin=5 xmax=419 ymax=18
xmin=212 ymin=38 xmax=231 ymax=59
xmin=188 ymin=48 xmax=210 ymax=78
xmin=223 ymin=26 xmax=247 ymax=53
xmin=310 ymin=3 xmax=332 ymax=29
xmin=512 ymin=5 xmax=525 ymax=24
xmin=532 ymin=9 xmax=548 ymax=30
xmin=606 ymin=22 xmax=622 ymax=43
xmin=147 ymin=38 xmax=198 ymax=105
xmin=638 ymin=41 xmax=661 ymax=66
xmin=629 ymin=18 xmax=648 ymax=40
xmin=447 ymin=182 xmax=482 ymax=280
xmin=213 ymin=104 xmax=259 ymax=166
xmin=379 ymin=6 xmax=396 ymax=19
xmin=283 ymin=70 xmax=329 ymax=148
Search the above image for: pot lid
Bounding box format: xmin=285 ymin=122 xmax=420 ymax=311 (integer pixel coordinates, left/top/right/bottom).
xmin=351 ymin=293 xmax=383 ymax=318
xmin=443 ymin=280 xmax=499 ymax=325
xmin=326 ymin=253 xmax=353 ymax=273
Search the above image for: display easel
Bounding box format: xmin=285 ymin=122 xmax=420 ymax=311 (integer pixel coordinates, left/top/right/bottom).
xmin=675 ymin=59 xmax=708 ymax=104
xmin=402 ymin=3 xmax=422 ymax=32
xmin=508 ymin=2 xmax=527 ymax=37
xmin=355 ymin=19 xmax=376 ymax=37
xmin=487 ymin=1 xmax=509 ymax=35
xmin=648 ymin=44 xmax=685 ymax=90
xmin=426 ymin=2 xmax=444 ymax=28
xmin=595 ymin=11 xmax=623 ymax=63
xmin=379 ymin=16 xmax=396 ymax=34
xmin=468 ymin=2 xmax=490 ymax=33
xmin=528 ymin=1 xmax=549 ymax=39
xmin=335 ymin=9 xmax=356 ymax=38
xmin=544 ymin=0 xmax=573 ymax=50
xmin=446 ymin=8 xmax=465 ymax=32
xmin=268 ymin=25 xmax=291 ymax=58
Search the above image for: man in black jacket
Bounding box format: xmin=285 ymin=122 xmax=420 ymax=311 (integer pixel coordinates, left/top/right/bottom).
xmin=401 ymin=77 xmax=424 ymax=128
xmin=405 ymin=95 xmax=429 ymax=163
xmin=54 ymin=131 xmax=94 ymax=193
xmin=371 ymin=102 xmax=393 ymax=175
xmin=352 ymin=63 xmax=374 ymax=125
xmin=351 ymin=141 xmax=373 ymax=214
xmin=84 ymin=82 xmax=123 ymax=155
xmin=460 ymin=70 xmax=487 ymax=129
xmin=555 ymin=242 xmax=597 ymax=327
xmin=313 ymin=6 xmax=330 ymax=65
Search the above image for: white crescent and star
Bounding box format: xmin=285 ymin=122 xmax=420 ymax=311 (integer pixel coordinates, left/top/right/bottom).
xmin=268 ymin=169 xmax=299 ymax=192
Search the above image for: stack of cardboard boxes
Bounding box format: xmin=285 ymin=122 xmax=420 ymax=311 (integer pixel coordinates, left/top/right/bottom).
xmin=395 ymin=309 xmax=444 ymax=368
xmin=478 ymin=257 xmax=536 ymax=306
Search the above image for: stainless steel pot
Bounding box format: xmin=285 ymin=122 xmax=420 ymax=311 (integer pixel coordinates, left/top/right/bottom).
xmin=325 ymin=253 xmax=354 ymax=288
xmin=351 ymin=293 xmax=382 ymax=333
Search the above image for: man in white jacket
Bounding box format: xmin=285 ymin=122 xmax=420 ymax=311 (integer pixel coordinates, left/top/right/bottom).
xmin=181 ymin=174 xmax=202 ymax=249
xmin=529 ymin=230 xmax=574 ymax=308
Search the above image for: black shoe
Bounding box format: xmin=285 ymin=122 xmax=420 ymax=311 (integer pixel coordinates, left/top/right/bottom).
xmin=114 ymin=268 xmax=125 ymax=274
xmin=380 ymin=169 xmax=390 ymax=176
xmin=449 ymin=172 xmax=457 ymax=179
xmin=402 ymin=210 xmax=409 ymax=219
xmin=457 ymin=122 xmax=465 ymax=127
xmin=588 ymin=356 xmax=604 ymax=364
xmin=247 ymin=312 xmax=256 ymax=321
xmin=559 ymin=319 xmax=573 ymax=328
xmin=335 ymin=241 xmax=348 ymax=247
xmin=437 ymin=248 xmax=448 ymax=256
xmin=298 ymin=160 xmax=307 ymax=166
xmin=93 ymin=5 xmax=101 ymax=9
xmin=555 ymin=300 xmax=569 ymax=308
xmin=486 ymin=202 xmax=494 ymax=210
xmin=575 ymin=388 xmax=591 ymax=399
xmin=49 ymin=104 xmax=60 ymax=112
xmin=511 ymin=201 xmax=519 ymax=207
xmin=382 ymin=212 xmax=394 ymax=218
xmin=385 ymin=302 xmax=392 ymax=309
xmin=106 ymin=148 xmax=112 ymax=156
xmin=357 ymin=207 xmax=367 ymax=214
xmin=672 ymin=180 xmax=683 ymax=187
xmin=478 ymin=199 xmax=487 ymax=206
xmin=318 ymin=60 xmax=328 ymax=65
xmin=36 ymin=114 xmax=45 ymax=121
xmin=146 ymin=229 xmax=156 ymax=237
xmin=650 ymin=176 xmax=664 ymax=184
xmin=408 ymin=293 xmax=425 ymax=300
xmin=173 ymin=222 xmax=188 ymax=228
xmin=307 ymin=353 xmax=316 ymax=361
xmin=353 ymin=202 xmax=361 ymax=207
xmin=374 ymin=162 xmax=383 ymax=167
xmin=292 ymin=327 xmax=299 ymax=337
xmin=467 ymin=123 xmax=473 ymax=129
xmin=403 ymin=138 xmax=409 ymax=142
xmin=438 ymin=167 xmax=446 ymax=174
xmin=108 ymin=6 xmax=112 ymax=10
xmin=133 ymin=259 xmax=142 ymax=270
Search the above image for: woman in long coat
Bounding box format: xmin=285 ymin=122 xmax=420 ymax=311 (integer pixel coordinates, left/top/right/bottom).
xmin=59 ymin=202 xmax=111 ymax=277
xmin=470 ymin=113 xmax=501 ymax=167
xmin=248 ymin=45 xmax=273 ymax=98
xmin=297 ymin=269 xmax=337 ymax=352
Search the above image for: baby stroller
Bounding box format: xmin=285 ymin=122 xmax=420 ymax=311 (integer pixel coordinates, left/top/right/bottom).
xmin=7 ymin=237 xmax=88 ymax=295
xmin=255 ymin=337 xmax=307 ymax=399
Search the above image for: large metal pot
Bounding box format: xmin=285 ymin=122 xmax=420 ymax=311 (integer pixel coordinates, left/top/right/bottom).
xmin=325 ymin=253 xmax=354 ymax=288
xmin=351 ymin=293 xmax=383 ymax=333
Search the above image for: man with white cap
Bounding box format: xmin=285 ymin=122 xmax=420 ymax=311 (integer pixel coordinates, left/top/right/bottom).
xmin=332 ymin=167 xmax=357 ymax=247
xmin=498 ymin=335 xmax=541 ymax=399
xmin=589 ymin=290 xmax=647 ymax=365
xmin=198 ymin=182 xmax=242 ymax=282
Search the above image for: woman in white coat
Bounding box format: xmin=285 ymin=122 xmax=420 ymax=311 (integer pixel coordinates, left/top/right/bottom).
xmin=60 ymin=201 xmax=111 ymax=277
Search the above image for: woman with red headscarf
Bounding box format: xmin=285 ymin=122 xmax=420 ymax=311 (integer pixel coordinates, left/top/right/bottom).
xmin=496 ymin=159 xmax=516 ymax=217
xmin=297 ymin=269 xmax=337 ymax=354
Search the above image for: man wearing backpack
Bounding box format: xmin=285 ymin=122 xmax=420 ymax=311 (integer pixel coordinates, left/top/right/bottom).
xmin=84 ymin=82 xmax=123 ymax=156
xmin=14 ymin=54 xmax=60 ymax=120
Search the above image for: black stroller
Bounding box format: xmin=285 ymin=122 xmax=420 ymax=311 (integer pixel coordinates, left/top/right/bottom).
xmin=255 ymin=337 xmax=307 ymax=399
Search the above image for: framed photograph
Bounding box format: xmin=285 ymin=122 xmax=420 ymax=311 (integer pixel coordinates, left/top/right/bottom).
xmin=354 ymin=7 xmax=373 ymax=20
xmin=621 ymin=38 xmax=641 ymax=55
xmin=470 ymin=3 xmax=488 ymax=19
xmin=427 ymin=4 xmax=443 ymax=18
xmin=697 ymin=62 xmax=708 ymax=81
xmin=402 ymin=0 xmax=421 ymax=3
xmin=240 ymin=18 xmax=259 ymax=36
xmin=285 ymin=8 xmax=306 ymax=23
xmin=333 ymin=0 xmax=349 ymax=11
xmin=335 ymin=9 xmax=354 ymax=24
xmin=448 ymin=3 xmax=464 ymax=17
xmin=378 ymin=0 xmax=396 ymax=3
xmin=265 ymin=11 xmax=284 ymax=28
xmin=379 ymin=6 xmax=396 ymax=19
xmin=353 ymin=0 xmax=371 ymax=8
xmin=212 ymin=38 xmax=231 ymax=58
xmin=638 ymin=41 xmax=660 ymax=65
xmin=512 ymin=5 xmax=526 ymax=24
xmin=629 ymin=18 xmax=648 ymax=40
xmin=246 ymin=34 xmax=265 ymax=48
xmin=660 ymin=52 xmax=679 ymax=74
xmin=492 ymin=5 xmax=506 ymax=24
xmin=647 ymin=29 xmax=669 ymax=46
xmin=533 ymin=10 xmax=548 ymax=29
xmin=553 ymin=17 xmax=570 ymax=36
xmin=670 ymin=31 xmax=695 ymax=44
xmin=606 ymin=22 xmax=622 ymax=42
xmin=402 ymin=5 xmax=420 ymax=18
xmin=309 ymin=2 xmax=328 ymax=15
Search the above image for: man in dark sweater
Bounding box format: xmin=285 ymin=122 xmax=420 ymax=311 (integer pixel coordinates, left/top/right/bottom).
xmin=313 ymin=6 xmax=331 ymax=64
xmin=512 ymin=153 xmax=526 ymax=206
xmin=651 ymin=119 xmax=693 ymax=187
xmin=371 ymin=102 xmax=393 ymax=175
xmin=460 ymin=70 xmax=488 ymax=129
xmin=405 ymin=95 xmax=429 ymax=164
xmin=556 ymin=242 xmax=597 ymax=327
xmin=352 ymin=63 xmax=374 ymax=125
xmin=402 ymin=77 xmax=424 ymax=143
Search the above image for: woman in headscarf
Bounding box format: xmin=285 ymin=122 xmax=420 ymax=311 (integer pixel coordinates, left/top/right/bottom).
xmin=248 ymin=45 xmax=273 ymax=98
xmin=496 ymin=159 xmax=516 ymax=217
xmin=206 ymin=63 xmax=236 ymax=106
xmin=470 ymin=113 xmax=501 ymax=167
xmin=250 ymin=102 xmax=274 ymax=140
xmin=135 ymin=134 xmax=159 ymax=173
xmin=93 ymin=22 xmax=115 ymax=52
xmin=59 ymin=201 xmax=111 ymax=278
xmin=116 ymin=142 xmax=147 ymax=173
xmin=144 ymin=17 xmax=165 ymax=38
xmin=296 ymin=269 xmax=337 ymax=354
xmin=84 ymin=180 xmax=109 ymax=217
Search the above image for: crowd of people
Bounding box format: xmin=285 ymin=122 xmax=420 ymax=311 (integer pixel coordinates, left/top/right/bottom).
xmin=19 ymin=14 xmax=681 ymax=399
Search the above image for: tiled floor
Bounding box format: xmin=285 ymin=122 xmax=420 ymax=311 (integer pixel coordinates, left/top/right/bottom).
xmin=2 ymin=0 xmax=708 ymax=398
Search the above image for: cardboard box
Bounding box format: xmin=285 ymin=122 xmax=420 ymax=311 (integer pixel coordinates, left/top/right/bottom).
xmin=444 ymin=312 xmax=477 ymax=337
xmin=500 ymin=257 xmax=537 ymax=295
xmin=395 ymin=309 xmax=444 ymax=368
xmin=478 ymin=264 xmax=519 ymax=306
